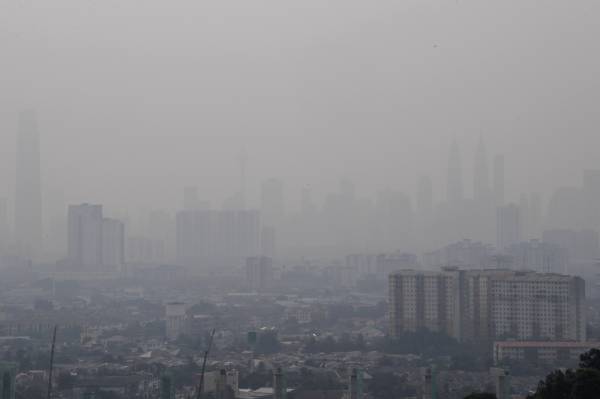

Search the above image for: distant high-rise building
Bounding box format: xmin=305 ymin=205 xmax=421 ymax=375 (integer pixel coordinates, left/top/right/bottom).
xmin=127 ymin=236 xmax=165 ymax=264
xmin=447 ymin=140 xmax=463 ymax=203
xmin=176 ymin=209 xmax=260 ymax=268
xmin=473 ymin=136 xmax=490 ymax=200
xmin=389 ymin=267 xmax=467 ymax=340
xmin=246 ymin=256 xmax=273 ymax=292
xmin=165 ymin=302 xmax=187 ymax=340
xmin=101 ymin=218 xmax=125 ymax=271
xmin=68 ymin=204 xmax=125 ymax=271
xmin=493 ymin=155 xmax=505 ymax=206
xmin=15 ymin=110 xmax=42 ymax=259
xmin=68 ymin=204 xmax=103 ymax=269
xmin=260 ymin=178 xmax=285 ymax=228
xmin=497 ymin=204 xmax=521 ymax=250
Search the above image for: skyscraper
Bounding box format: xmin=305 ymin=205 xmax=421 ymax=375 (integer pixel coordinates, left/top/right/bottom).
xmin=68 ymin=204 xmax=103 ymax=269
xmin=447 ymin=140 xmax=463 ymax=203
xmin=493 ymin=154 xmax=505 ymax=206
xmin=497 ymin=204 xmax=521 ymax=251
xmin=15 ymin=110 xmax=42 ymax=259
xmin=473 ymin=136 xmax=490 ymax=200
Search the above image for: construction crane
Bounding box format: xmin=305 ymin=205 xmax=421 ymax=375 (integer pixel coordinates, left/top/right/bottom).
xmin=195 ymin=329 xmax=216 ymax=399
xmin=47 ymin=325 xmax=58 ymax=399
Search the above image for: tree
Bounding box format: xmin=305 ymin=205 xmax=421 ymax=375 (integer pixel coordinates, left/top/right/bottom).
xmin=580 ymin=348 xmax=600 ymax=370
xmin=463 ymin=393 xmax=496 ymax=399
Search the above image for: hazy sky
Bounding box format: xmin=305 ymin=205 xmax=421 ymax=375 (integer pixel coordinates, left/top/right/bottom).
xmin=1 ymin=0 xmax=599 ymax=212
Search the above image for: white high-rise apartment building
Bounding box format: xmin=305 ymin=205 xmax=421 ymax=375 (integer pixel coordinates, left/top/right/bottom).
xmin=389 ymin=268 xmax=586 ymax=343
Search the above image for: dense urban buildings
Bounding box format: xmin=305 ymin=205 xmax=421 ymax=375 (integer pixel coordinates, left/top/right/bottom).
xmin=389 ymin=268 xmax=586 ymax=343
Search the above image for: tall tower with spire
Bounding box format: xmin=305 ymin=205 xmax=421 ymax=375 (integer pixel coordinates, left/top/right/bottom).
xmin=473 ymin=136 xmax=490 ymax=201
xmin=15 ymin=110 xmax=43 ymax=259
xmin=447 ymin=140 xmax=463 ymax=203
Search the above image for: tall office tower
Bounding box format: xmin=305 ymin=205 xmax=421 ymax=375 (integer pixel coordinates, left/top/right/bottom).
xmin=583 ymin=170 xmax=600 ymax=229
xmin=101 ymin=218 xmax=125 ymax=271
xmin=446 ymin=140 xmax=463 ymax=203
xmin=473 ymin=136 xmax=490 ymax=200
xmin=493 ymin=155 xmax=505 ymax=206
xmin=0 ymin=198 xmax=8 ymax=253
xmin=497 ymin=204 xmax=521 ymax=250
xmin=246 ymin=256 xmax=273 ymax=292
xmin=15 ymin=110 xmax=42 ymax=259
xmin=389 ymin=267 xmax=467 ymax=341
xmin=260 ymin=178 xmax=284 ymax=227
xmin=389 ymin=268 xmax=586 ymax=343
xmin=416 ymin=176 xmax=433 ymax=220
xmin=68 ymin=204 xmax=103 ymax=269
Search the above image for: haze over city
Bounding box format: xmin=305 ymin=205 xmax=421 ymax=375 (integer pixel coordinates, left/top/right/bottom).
xmin=1 ymin=1 xmax=600 ymax=399
xmin=1 ymin=0 xmax=600 ymax=211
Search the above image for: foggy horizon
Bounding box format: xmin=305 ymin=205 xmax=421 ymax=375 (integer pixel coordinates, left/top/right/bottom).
xmin=3 ymin=3 xmax=600 ymax=399
xmin=1 ymin=0 xmax=600 ymax=213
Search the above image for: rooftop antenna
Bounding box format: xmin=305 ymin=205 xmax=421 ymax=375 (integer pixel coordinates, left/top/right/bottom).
xmin=196 ymin=328 xmax=216 ymax=399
